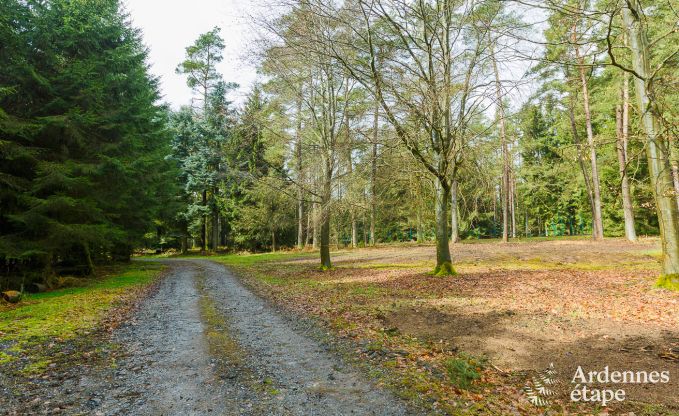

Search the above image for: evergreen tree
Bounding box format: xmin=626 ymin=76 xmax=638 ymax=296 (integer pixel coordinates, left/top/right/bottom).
xmin=0 ymin=0 xmax=171 ymax=285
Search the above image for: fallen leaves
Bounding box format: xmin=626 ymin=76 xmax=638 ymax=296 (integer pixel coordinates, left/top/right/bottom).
xmin=220 ymin=238 xmax=679 ymax=415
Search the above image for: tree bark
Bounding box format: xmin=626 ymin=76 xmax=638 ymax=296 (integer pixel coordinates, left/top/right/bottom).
xmin=616 ymin=74 xmax=637 ymax=242
xmin=491 ymin=45 xmax=510 ymax=243
xmin=211 ymin=208 xmax=219 ymax=251
xmin=573 ymin=24 xmax=604 ymax=240
xmin=306 ymin=207 xmax=313 ymax=247
xmin=312 ymin=201 xmax=319 ymax=250
xmin=295 ymin=93 xmax=305 ymax=249
xmin=180 ymin=220 xmax=188 ymax=254
xmin=524 ymin=210 xmax=529 ymax=237
xmin=345 ymin=117 xmax=357 ymax=249
xmin=370 ymin=103 xmax=378 ymax=246
xmin=623 ymin=2 xmax=679 ymax=279
xmin=450 ymin=179 xmax=460 ymax=243
xmin=319 ymin=156 xmax=332 ymax=269
xmin=417 ymin=206 xmax=424 ymax=243
xmin=434 ymin=177 xmax=455 ymax=275
xmin=669 ymin=134 xmax=679 ymax=211
xmin=201 ymin=189 xmax=207 ymax=251
xmin=568 ymin=88 xmax=598 ymax=239
xmin=511 ymin=171 xmax=517 ymax=239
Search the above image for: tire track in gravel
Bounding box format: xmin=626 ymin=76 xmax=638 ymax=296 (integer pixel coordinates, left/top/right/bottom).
xmin=195 ymin=259 xmax=408 ymax=416
xmin=79 ymin=262 xmax=232 ymax=415
xmin=78 ymin=259 xmax=409 ymax=416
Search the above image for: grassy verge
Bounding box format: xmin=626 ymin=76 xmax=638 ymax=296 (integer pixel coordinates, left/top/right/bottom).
xmin=0 ymin=261 xmax=164 ymax=374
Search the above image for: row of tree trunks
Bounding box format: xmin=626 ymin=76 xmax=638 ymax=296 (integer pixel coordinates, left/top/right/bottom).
xmin=345 ymin=84 xmax=357 ymax=249
xmin=616 ymin=68 xmax=637 ymax=242
xmin=491 ymin=44 xmax=511 ymax=243
xmin=567 ymin=66 xmax=598 ymax=240
xmin=296 ymin=92 xmax=305 ymax=250
xmin=573 ymin=22 xmax=604 ymax=240
xmin=370 ymin=103 xmax=378 ymax=246
xmin=623 ymin=1 xmax=679 ymax=279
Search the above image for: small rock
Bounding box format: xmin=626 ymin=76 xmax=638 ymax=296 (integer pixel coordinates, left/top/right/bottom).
xmin=1 ymin=290 xmax=21 ymax=303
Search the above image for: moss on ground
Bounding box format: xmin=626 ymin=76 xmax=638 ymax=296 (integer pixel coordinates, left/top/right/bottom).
xmin=0 ymin=262 xmax=163 ymax=371
xmin=432 ymin=261 xmax=457 ymax=277
xmin=656 ymin=274 xmax=679 ymax=291
xmin=195 ymin=272 xmax=246 ymax=371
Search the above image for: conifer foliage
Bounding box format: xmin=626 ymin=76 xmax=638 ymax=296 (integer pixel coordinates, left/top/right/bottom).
xmin=0 ymin=0 xmax=172 ymax=284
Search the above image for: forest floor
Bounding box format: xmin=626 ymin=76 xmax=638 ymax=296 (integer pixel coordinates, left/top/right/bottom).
xmin=1 ymin=237 xmax=677 ymax=415
xmin=210 ymin=237 xmax=679 ymax=415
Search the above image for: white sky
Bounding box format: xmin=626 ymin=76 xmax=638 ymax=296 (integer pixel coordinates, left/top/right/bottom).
xmin=123 ymin=0 xmax=264 ymax=108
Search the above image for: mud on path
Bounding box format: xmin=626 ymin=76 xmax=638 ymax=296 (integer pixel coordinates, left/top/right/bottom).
xmin=2 ymin=260 xmax=409 ymax=415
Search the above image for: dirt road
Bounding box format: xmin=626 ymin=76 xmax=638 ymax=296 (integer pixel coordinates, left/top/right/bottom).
xmin=4 ymin=260 xmax=409 ymax=415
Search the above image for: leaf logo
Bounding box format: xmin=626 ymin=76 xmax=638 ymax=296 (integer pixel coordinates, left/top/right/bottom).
xmin=523 ymin=363 xmax=560 ymax=407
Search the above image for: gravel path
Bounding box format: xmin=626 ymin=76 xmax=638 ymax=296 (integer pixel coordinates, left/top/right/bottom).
xmin=68 ymin=259 xmax=408 ymax=415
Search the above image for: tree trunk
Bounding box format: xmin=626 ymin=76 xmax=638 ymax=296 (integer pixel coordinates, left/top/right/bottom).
xmin=320 ymin=161 xmax=332 ymax=269
xmin=306 ymin=207 xmax=313 ymax=247
xmin=295 ymin=94 xmax=304 ymax=249
xmin=346 ymin=150 xmax=357 ymax=249
xmin=491 ymin=45 xmax=510 ymax=243
xmin=616 ymin=74 xmax=637 ymax=242
xmin=312 ymin=201 xmax=320 ymax=250
xmin=568 ymin=89 xmax=598 ymax=239
xmin=211 ymin=209 xmax=219 ymax=251
xmin=370 ymin=103 xmax=378 ymax=246
xmin=271 ymin=229 xmax=276 ymax=253
xmin=623 ymin=2 xmax=679 ymax=281
xmin=210 ymin=188 xmax=219 ymax=251
xmin=669 ymin=137 xmax=679 ymax=211
xmin=201 ymin=190 xmax=207 ymax=251
xmin=180 ymin=220 xmax=188 ymax=254
xmin=351 ymin=213 xmax=357 ymax=248
xmin=525 ymin=210 xmax=529 ymax=238
xmin=434 ymin=177 xmax=455 ymax=276
xmin=511 ymin=172 xmax=517 ymax=239
xmin=320 ymin=175 xmax=332 ymax=270
xmin=417 ymin=204 xmax=424 ymax=242
xmin=83 ymin=243 xmax=95 ymax=275
xmin=450 ymin=179 xmax=460 ymax=243
xmin=573 ymin=25 xmax=604 ymax=240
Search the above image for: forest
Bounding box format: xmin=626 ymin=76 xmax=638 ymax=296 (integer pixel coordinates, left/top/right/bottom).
xmin=1 ymin=0 xmax=678 ymax=414
xmin=1 ymin=0 xmax=678 ymax=284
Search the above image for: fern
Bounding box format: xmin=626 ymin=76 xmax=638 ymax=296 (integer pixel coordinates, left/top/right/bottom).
xmin=522 ymin=363 xmax=559 ymax=407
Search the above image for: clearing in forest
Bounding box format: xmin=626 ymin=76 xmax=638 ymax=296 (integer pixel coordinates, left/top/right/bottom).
xmin=215 ymin=237 xmax=679 ymax=415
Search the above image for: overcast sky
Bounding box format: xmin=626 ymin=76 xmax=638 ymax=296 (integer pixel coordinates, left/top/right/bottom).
xmin=124 ymin=0 xmax=263 ymax=108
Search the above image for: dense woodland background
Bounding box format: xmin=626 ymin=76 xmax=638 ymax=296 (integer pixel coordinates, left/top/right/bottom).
xmin=1 ymin=0 xmax=678 ymax=287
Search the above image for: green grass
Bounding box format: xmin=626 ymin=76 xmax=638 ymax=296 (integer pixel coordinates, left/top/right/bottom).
xmin=349 ymin=284 xmax=387 ymax=298
xmin=444 ymin=354 xmax=487 ymax=389
xmin=0 ymin=262 xmax=163 ymax=366
xmin=198 ymin=251 xmax=316 ymax=267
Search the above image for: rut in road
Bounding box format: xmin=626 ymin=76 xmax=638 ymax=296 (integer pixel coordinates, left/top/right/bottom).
xmin=84 ymin=259 xmax=409 ymax=416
